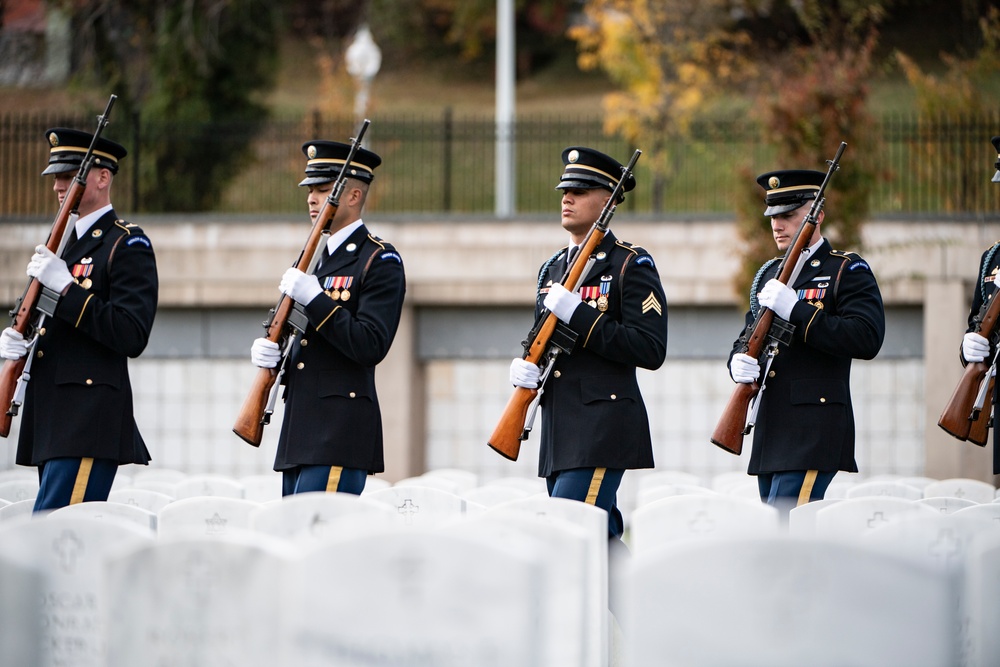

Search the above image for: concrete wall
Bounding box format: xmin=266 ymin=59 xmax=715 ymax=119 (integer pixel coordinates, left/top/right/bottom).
xmin=2 ymin=214 xmax=999 ymax=483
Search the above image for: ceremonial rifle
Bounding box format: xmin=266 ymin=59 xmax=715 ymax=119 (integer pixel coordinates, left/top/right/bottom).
xmin=937 ymin=283 xmax=1000 ymax=445
xmin=710 ymin=142 xmax=847 ymax=455
xmin=233 ymin=119 xmax=371 ymax=447
xmin=487 ymin=149 xmax=641 ymax=461
xmin=0 ymin=94 xmax=117 ymax=438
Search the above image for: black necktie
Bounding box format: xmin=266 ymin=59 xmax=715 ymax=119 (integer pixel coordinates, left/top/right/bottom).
xmin=566 ymin=246 xmax=579 ymax=266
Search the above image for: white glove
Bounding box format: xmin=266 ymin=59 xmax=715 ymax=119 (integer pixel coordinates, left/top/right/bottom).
xmin=0 ymin=328 xmax=29 ymax=361
xmin=279 ymin=267 xmax=323 ymax=305
xmin=543 ymin=282 xmax=581 ymax=324
xmin=509 ymin=358 xmax=541 ymax=389
xmin=26 ymin=245 xmax=73 ymax=293
xmin=963 ymin=332 xmax=990 ymax=363
xmin=730 ymin=353 xmax=760 ymax=384
xmin=250 ymin=337 xmax=281 ymax=368
xmin=758 ymin=279 xmax=798 ymax=320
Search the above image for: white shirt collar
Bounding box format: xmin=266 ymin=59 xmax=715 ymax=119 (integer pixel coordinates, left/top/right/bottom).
xmin=75 ymin=204 xmax=113 ymax=239
xmin=326 ymin=220 xmax=364 ymax=255
xmin=801 ymin=237 xmax=824 ymax=255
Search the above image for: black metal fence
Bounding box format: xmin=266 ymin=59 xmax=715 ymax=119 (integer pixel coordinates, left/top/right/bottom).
xmin=2 ymin=109 xmax=1000 ymax=218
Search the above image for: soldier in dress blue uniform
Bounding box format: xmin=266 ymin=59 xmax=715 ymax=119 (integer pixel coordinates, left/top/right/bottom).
xmin=249 ymin=140 xmax=405 ymax=496
xmin=728 ymin=169 xmax=885 ymax=513
xmin=955 ymin=135 xmax=1000 ymax=478
xmin=509 ymin=147 xmax=668 ymax=539
xmin=0 ymin=128 xmax=158 ymax=512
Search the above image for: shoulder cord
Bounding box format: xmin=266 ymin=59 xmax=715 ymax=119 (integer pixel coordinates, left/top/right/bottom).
xmin=980 ymin=241 xmax=1000 ymax=302
xmin=536 ymin=248 xmax=566 ymax=295
xmin=749 ymin=258 xmax=781 ymax=318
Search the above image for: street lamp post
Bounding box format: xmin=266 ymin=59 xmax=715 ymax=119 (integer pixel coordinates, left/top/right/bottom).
xmin=346 ymin=24 xmax=382 ymax=122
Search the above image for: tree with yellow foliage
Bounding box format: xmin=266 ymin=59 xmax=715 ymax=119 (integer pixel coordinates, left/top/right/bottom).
xmin=568 ymin=0 xmax=754 ymax=211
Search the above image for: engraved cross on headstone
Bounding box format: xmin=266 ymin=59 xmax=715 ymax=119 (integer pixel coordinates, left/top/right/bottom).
xmin=397 ymin=498 xmax=420 ymax=524
xmin=689 ymin=509 xmax=716 ymax=535
xmin=866 ymin=511 xmax=889 ymax=530
xmin=204 ymin=512 xmax=228 ymax=536
xmin=52 ymin=530 xmax=84 ymax=573
xmin=927 ymin=528 xmax=962 ymax=567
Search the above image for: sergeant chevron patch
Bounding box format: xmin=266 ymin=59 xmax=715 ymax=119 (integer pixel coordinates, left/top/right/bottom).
xmin=642 ymin=293 xmax=662 ymax=315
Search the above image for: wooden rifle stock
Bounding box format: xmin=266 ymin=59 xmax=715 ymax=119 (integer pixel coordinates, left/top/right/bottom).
xmin=487 ymin=150 xmax=641 ymax=461
xmin=710 ymin=141 xmax=847 ymax=455
xmin=709 ymin=309 xmax=775 ymax=455
xmin=1 ymin=94 xmax=117 ymax=438
xmin=938 ymin=283 xmax=1000 ymax=442
xmin=967 ymin=374 xmax=994 ymax=446
xmin=233 ymin=120 xmax=371 ymax=447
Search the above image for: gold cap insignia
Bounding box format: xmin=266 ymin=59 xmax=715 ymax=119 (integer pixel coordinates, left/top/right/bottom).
xmin=350 ymin=168 xmax=357 ymax=175
xmin=307 ymin=145 xmax=317 ymax=159
xmin=49 ymin=132 xmax=59 ymax=147
xmin=568 ymin=149 xmax=580 ymax=163
xmin=768 ymin=176 xmax=780 ymax=189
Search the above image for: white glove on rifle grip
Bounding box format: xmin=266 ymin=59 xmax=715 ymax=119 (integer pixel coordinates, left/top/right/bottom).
xmin=26 ymin=245 xmax=73 ymax=294
xmin=279 ymin=267 xmax=323 ymax=305
xmin=757 ymin=279 xmax=798 ymax=321
xmin=0 ymin=327 xmax=29 ymax=361
xmin=963 ymin=332 xmax=990 ymax=363
xmin=543 ymin=283 xmax=580 ymax=324
xmin=730 ymin=353 xmax=760 ymax=384
xmin=509 ymin=358 xmax=541 ymax=389
xmin=250 ymin=337 xmax=281 ymax=368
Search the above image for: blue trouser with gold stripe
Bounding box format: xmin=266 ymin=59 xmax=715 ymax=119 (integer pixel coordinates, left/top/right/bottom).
xmin=281 ymin=465 xmax=367 ymax=496
xmin=33 ymin=457 xmax=118 ymax=512
xmin=546 ymin=467 xmax=626 ymax=539
xmin=757 ymin=470 xmax=836 ymax=515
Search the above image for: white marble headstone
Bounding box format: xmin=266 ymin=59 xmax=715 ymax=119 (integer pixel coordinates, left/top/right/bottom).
xmin=173 ymin=473 xmax=246 ymax=499
xmin=630 ymin=494 xmax=781 ymax=552
xmin=365 ymin=485 xmax=479 ymax=526
xmin=0 ymin=477 xmax=39 ymax=503
xmin=460 ymin=509 xmax=590 ymax=666
xmin=49 ymin=501 xmax=158 ymax=532
xmin=249 ymin=491 xmax=395 ymax=542
xmin=0 ymin=515 xmax=153 ymax=667
xmin=157 ymin=496 xmax=260 ymax=539
xmin=285 ymin=527 xmax=544 ymax=667
xmin=104 ymin=531 xmax=293 ymax=667
xmin=0 ymin=537 xmax=44 ymax=667
xmin=624 ymin=535 xmax=958 ymax=667
xmin=107 ymin=488 xmax=174 ymax=513
xmin=815 ymin=497 xmax=938 ymax=538
xmin=500 ymin=496 xmax=609 ymax=667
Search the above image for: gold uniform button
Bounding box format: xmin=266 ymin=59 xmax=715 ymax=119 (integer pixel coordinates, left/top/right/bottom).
xmin=85 ymin=378 xmax=93 ymax=385
xmin=349 ymin=392 xmax=356 ymax=398
xmin=553 ymin=370 xmax=561 ymax=378
xmin=768 ymin=370 xmax=776 ymax=378
xmin=296 ymin=362 xmax=304 ymax=369
xmin=39 ymin=327 xmax=46 ymax=336
xmin=300 ymin=339 xmax=308 ymax=347
xmin=36 ymin=350 xmax=44 ymax=358
xmin=610 ymin=394 xmax=617 ymax=400
xmin=820 ymin=397 xmax=826 ymax=403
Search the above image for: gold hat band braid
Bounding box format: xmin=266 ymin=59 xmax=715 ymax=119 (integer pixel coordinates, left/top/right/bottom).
xmin=766 ymin=184 xmax=821 ymax=195
xmin=49 ymin=146 xmax=120 ymax=163
xmin=306 ymin=158 xmax=374 ymax=174
xmin=565 ymin=162 xmax=619 ymax=185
